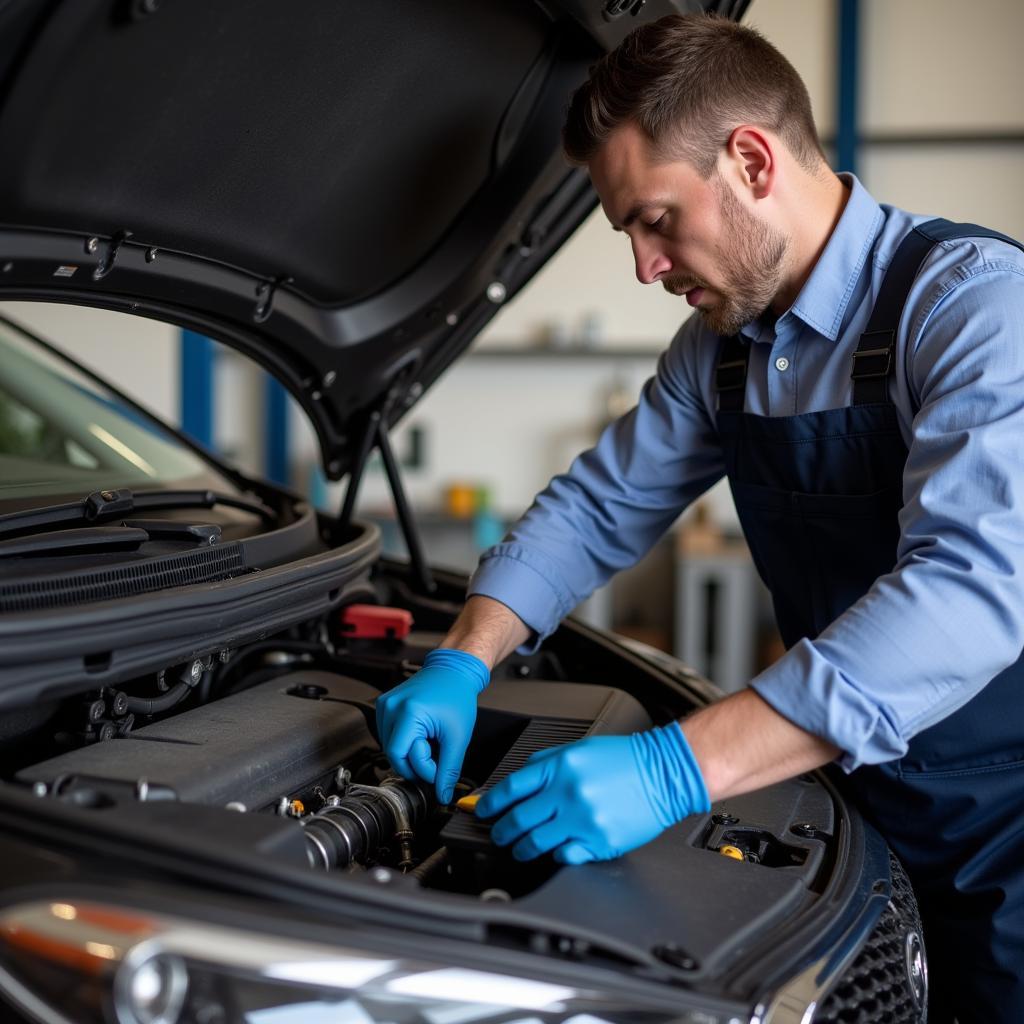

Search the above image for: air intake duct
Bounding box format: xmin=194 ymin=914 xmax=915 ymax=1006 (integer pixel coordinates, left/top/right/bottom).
xmin=302 ymin=777 xmax=430 ymax=870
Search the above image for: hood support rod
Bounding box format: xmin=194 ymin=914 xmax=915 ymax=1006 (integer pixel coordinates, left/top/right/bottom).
xmin=340 ymin=401 xmax=435 ymax=596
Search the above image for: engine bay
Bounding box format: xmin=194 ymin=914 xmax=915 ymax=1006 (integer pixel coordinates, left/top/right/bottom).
xmin=0 ymin=568 xmax=843 ymax=984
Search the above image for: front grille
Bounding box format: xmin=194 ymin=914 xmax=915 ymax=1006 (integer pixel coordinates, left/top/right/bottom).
xmin=814 ymin=852 xmax=925 ymax=1023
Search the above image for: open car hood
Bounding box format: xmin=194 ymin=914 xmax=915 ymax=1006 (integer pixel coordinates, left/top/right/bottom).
xmin=0 ymin=0 xmax=747 ymax=478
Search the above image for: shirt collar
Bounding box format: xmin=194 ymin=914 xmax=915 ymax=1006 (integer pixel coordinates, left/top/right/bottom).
xmin=739 ymin=173 xmax=884 ymax=344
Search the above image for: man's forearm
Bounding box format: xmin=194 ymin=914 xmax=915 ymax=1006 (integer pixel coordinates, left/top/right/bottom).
xmin=681 ymin=688 xmax=840 ymax=801
xmin=441 ymin=595 xmax=531 ymax=670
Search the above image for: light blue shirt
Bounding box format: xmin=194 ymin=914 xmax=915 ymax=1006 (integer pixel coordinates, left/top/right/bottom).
xmin=468 ymin=174 xmax=1024 ymax=772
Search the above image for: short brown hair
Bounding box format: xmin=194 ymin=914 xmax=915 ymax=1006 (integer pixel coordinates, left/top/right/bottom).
xmin=563 ymin=14 xmax=825 ymax=177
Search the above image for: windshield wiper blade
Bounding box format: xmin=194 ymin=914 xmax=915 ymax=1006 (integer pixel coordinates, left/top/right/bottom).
xmin=0 ymin=525 xmax=149 ymax=559
xmin=131 ymin=489 xmax=276 ymax=521
xmin=0 ymin=488 xmax=277 ymax=541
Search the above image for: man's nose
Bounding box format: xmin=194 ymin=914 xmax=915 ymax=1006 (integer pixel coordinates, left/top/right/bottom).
xmin=632 ymin=238 xmax=671 ymax=285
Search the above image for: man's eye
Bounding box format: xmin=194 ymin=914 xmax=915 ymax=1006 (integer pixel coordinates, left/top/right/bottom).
xmin=646 ymin=213 xmax=667 ymax=230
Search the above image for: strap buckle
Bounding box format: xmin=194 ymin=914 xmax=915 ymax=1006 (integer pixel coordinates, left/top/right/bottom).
xmin=851 ymin=331 xmax=895 ymax=380
xmin=715 ymin=358 xmax=748 ymax=392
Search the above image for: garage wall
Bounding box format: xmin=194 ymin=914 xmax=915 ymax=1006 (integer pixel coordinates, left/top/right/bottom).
xmin=858 ymin=0 xmax=1024 ymax=239
xmin=861 ymin=0 xmax=1024 ymax=135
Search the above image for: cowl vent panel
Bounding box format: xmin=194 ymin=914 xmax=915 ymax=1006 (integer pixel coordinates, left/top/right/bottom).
xmin=0 ymin=544 xmax=247 ymax=612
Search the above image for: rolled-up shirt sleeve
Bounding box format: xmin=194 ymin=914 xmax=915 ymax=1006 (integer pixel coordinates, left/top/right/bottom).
xmin=468 ymin=318 xmax=725 ymax=651
xmin=752 ymin=260 xmax=1024 ymax=771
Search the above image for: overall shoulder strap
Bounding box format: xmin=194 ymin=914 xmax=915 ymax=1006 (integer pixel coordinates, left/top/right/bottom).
xmin=852 ymin=218 xmax=1024 ymax=405
xmin=714 ymin=334 xmax=750 ymax=413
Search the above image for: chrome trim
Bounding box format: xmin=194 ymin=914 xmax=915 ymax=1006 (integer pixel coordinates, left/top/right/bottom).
xmin=750 ymin=955 xmax=827 ymax=1024
xmin=750 ymin=895 xmax=889 ymax=1024
xmin=905 ymin=930 xmax=927 ymax=1009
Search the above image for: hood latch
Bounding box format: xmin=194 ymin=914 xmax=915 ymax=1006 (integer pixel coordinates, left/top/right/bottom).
xmin=253 ymin=275 xmax=292 ymax=324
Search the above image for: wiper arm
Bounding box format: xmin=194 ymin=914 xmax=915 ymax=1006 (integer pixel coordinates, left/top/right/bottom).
xmin=0 ymin=488 xmax=277 ymax=541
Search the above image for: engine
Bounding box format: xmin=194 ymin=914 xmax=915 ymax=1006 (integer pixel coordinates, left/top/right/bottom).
xmin=15 ymin=656 xmax=654 ymax=896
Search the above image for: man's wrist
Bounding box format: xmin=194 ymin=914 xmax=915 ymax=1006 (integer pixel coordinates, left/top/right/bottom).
xmin=437 ymin=637 xmax=499 ymax=670
xmin=440 ymin=595 xmax=531 ymax=669
xmin=631 ymin=722 xmax=711 ymax=827
xmin=423 ymin=648 xmax=490 ymax=692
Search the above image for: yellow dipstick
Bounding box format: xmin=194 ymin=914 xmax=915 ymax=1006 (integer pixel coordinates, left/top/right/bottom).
xmin=290 ymin=799 xmax=305 ymax=816
xmin=455 ymin=792 xmax=481 ymax=812
xmin=718 ymin=844 xmax=745 ymax=861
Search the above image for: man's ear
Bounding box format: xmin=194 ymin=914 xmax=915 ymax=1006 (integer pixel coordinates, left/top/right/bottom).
xmin=724 ymin=126 xmax=774 ymax=199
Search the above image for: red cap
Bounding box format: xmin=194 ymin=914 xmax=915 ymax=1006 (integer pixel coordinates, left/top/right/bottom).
xmin=339 ymin=604 xmax=413 ymax=640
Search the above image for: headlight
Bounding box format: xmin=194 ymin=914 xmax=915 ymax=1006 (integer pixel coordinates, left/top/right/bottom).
xmin=114 ymin=944 xmax=188 ymax=1024
xmin=0 ymin=897 xmax=744 ymax=1024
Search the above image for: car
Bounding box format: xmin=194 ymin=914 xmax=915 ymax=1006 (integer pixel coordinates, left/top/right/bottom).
xmin=0 ymin=2 xmax=927 ymax=1023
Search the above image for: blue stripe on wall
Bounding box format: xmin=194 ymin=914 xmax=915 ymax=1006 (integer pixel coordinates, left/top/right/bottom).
xmin=264 ymin=374 xmax=289 ymax=485
xmin=180 ymin=330 xmax=214 ymax=448
xmin=837 ymin=0 xmax=860 ymax=176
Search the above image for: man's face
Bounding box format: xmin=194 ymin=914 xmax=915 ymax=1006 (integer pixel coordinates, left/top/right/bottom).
xmin=588 ymin=122 xmax=789 ymax=335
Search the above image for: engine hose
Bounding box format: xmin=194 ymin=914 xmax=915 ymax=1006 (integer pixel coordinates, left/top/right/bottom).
xmin=123 ymin=681 xmax=192 ymax=715
xmin=302 ymin=777 xmax=430 ymax=870
xmin=409 ymin=846 xmax=449 ymax=884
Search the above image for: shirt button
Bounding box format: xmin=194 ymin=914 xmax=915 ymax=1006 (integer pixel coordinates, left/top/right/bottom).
xmin=775 ymin=356 xmax=790 ymax=372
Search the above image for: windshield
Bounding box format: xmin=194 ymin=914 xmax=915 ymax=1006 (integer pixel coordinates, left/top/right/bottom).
xmin=0 ymin=314 xmax=237 ymax=507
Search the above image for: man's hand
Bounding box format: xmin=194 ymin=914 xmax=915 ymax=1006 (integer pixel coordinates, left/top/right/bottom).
xmin=375 ymin=648 xmax=489 ymax=804
xmin=475 ymin=722 xmax=710 ymax=864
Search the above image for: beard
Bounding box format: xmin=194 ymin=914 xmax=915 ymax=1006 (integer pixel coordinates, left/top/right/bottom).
xmin=663 ymin=177 xmax=789 ymax=336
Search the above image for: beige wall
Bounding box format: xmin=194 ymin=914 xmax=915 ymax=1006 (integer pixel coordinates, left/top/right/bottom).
xmin=861 ymin=0 xmax=1024 ymax=133
xmin=859 ymin=0 xmax=1024 ymax=237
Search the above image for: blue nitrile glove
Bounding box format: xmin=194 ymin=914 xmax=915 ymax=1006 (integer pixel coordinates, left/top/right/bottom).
xmin=375 ymin=648 xmax=489 ymax=804
xmin=475 ymin=722 xmax=710 ymax=864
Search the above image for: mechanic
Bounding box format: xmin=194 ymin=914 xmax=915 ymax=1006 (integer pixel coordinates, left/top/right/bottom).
xmin=375 ymin=14 xmax=1024 ymax=1019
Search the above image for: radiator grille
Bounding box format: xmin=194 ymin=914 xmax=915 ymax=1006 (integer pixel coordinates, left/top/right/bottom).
xmin=814 ymin=852 xmax=925 ymax=1023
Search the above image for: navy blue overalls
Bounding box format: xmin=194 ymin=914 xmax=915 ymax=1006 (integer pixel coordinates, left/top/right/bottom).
xmin=714 ymin=219 xmax=1024 ymax=1022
